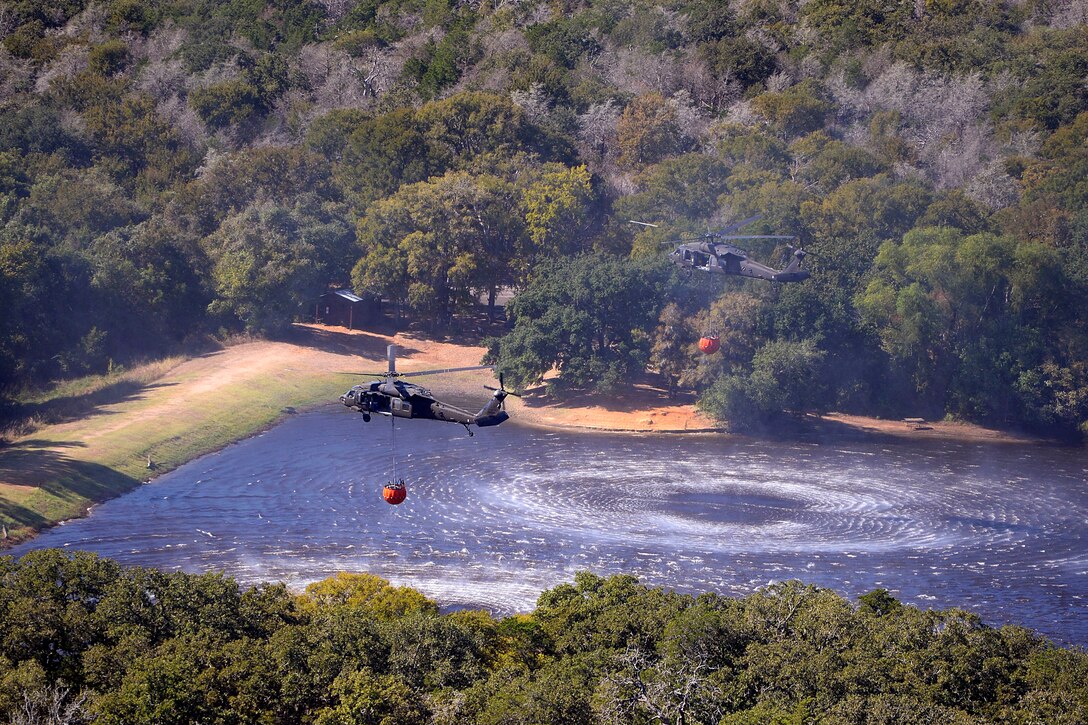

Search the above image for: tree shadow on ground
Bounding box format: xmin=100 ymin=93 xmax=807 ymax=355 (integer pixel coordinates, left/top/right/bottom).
xmin=519 ymin=372 xmax=699 ymax=413
xmin=1 ymin=381 xmax=178 ymax=443
xmin=276 ymin=323 xmax=423 ymax=361
xmin=0 ymin=439 xmax=142 ymax=548
xmin=742 ymin=413 xmax=906 ymax=444
xmin=416 ymin=312 xmax=510 ymax=347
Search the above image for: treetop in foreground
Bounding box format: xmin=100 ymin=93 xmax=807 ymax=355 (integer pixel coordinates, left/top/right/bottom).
xmin=1 ymin=549 xmax=1086 ymax=724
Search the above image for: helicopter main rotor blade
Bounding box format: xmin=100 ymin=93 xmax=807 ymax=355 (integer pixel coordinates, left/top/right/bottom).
xmin=628 ymin=219 xmax=659 ymax=227
xmin=397 ymin=364 xmax=495 ymax=378
xmin=661 ymin=235 xmax=717 ymax=245
xmin=716 ymin=213 xmax=763 ymax=235
xmin=715 ymin=234 xmax=796 ymax=240
xmin=661 ymin=231 xmax=794 ymax=245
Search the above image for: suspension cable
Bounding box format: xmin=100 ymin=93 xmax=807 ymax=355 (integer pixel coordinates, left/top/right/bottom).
xmin=390 ymin=414 xmax=397 ymax=483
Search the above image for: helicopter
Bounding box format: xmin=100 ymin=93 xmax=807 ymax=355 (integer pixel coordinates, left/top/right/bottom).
xmin=339 ymin=344 xmax=515 ymax=436
xmin=633 ymin=214 xmax=809 ymax=283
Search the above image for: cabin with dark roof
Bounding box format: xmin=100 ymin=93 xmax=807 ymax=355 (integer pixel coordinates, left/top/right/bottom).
xmin=316 ymin=289 xmax=382 ymax=329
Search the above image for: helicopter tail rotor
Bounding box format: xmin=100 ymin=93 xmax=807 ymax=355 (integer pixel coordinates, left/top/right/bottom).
xmin=475 ymin=372 xmax=516 ymax=427
xmin=484 ymin=372 xmax=522 ymax=409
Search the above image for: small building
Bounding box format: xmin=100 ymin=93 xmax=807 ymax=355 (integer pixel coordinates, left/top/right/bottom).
xmin=316 ymin=289 xmax=382 ymax=329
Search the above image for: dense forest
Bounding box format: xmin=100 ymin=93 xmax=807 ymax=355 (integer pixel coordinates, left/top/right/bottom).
xmin=0 ymin=549 xmax=1085 ymax=723
xmin=1 ymin=0 xmax=1087 ymax=436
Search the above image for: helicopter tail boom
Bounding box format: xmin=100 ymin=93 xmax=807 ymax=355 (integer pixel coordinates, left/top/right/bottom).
xmin=772 ymin=248 xmax=810 ymax=282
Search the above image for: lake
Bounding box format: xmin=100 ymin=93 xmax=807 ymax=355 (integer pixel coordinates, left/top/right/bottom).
xmin=10 ymin=406 xmax=1088 ymax=645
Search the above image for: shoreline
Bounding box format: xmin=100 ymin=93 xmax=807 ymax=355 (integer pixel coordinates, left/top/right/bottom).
xmin=0 ymin=323 xmax=1061 ymax=549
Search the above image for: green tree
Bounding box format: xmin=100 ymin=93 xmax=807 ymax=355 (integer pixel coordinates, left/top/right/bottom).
xmin=299 ymin=573 xmax=438 ymax=621
xmin=751 ymin=81 xmax=833 ymax=138
xmin=521 ymin=163 xmax=596 ymax=261
xmin=315 ymin=667 xmax=427 ymax=725
xmin=352 ymin=170 xmax=524 ymax=324
xmin=486 ymin=255 xmax=670 ymax=392
xmin=698 ymin=339 xmax=828 ymax=430
xmin=616 ymin=93 xmax=687 ymax=169
xmin=204 ymin=202 xmax=346 ymax=334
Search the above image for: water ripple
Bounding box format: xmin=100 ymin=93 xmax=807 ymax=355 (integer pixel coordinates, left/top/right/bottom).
xmin=11 ymin=406 xmax=1088 ymax=645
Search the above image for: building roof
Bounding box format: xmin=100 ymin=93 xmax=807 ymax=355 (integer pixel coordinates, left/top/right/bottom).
xmin=324 ymin=289 xmax=364 ymax=303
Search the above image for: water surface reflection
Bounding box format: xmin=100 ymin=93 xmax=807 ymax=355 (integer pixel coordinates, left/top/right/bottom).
xmin=12 ymin=407 xmax=1088 ymax=644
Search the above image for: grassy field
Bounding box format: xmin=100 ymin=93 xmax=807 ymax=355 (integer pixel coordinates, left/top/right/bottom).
xmin=0 ymin=324 xmax=493 ymax=546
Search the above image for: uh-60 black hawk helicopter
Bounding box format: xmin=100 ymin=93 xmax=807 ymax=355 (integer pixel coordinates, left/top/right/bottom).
xmin=340 ymin=344 xmax=515 ymax=436
xmin=633 ymin=213 xmax=809 ymax=283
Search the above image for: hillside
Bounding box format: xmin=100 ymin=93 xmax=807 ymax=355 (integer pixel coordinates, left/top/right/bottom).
xmin=1 ymin=0 xmax=1086 ymax=440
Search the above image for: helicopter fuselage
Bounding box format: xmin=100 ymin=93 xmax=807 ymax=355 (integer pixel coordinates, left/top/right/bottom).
xmin=670 ymin=242 xmax=809 ymax=283
xmin=340 ymin=380 xmax=509 ymax=428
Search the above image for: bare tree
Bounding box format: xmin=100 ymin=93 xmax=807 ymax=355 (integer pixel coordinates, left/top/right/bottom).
xmin=595 ymin=645 xmax=725 ymax=725
xmin=724 ymin=98 xmax=762 ymax=128
xmin=765 ymin=71 xmax=793 ymax=93
xmin=33 ymin=44 xmax=90 ymax=94
xmin=680 ymin=52 xmax=741 ymax=114
xmin=61 ymin=3 xmax=107 ymax=45
xmin=10 ymin=684 xmax=90 ymax=725
xmin=158 ymin=95 xmax=207 ymax=146
xmin=669 ymin=89 xmax=710 ymax=145
xmin=313 ymin=0 xmax=355 ymax=22
xmin=1042 ymin=0 xmax=1088 ymax=28
xmin=0 ymin=48 xmax=34 ymax=101
xmin=0 ymin=5 xmax=18 ymax=38
xmin=597 ymin=44 xmax=685 ymax=97
xmin=137 ymin=57 xmax=188 ymax=100
xmin=859 ymin=63 xmax=999 ymax=189
xmin=511 ymin=82 xmax=551 ymax=125
xmin=144 ymin=23 xmax=188 ymax=65
xmin=454 ymin=25 xmax=527 ymax=93
xmin=297 ymin=42 xmax=380 ymax=111
xmin=965 ymin=161 xmax=1020 ymax=210
xmin=577 ymin=99 xmax=621 ymax=162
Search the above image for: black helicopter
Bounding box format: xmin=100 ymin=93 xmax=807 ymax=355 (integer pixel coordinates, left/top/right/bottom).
xmin=634 ymin=214 xmax=809 ymax=283
xmin=339 ymin=344 xmax=515 ymax=435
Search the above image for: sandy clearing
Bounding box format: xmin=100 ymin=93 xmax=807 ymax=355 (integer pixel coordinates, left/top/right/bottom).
xmin=816 ymin=412 xmax=1039 ymax=444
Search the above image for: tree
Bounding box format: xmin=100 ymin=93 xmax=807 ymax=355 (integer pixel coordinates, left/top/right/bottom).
xmin=485 ymin=255 xmax=670 ymax=393
xmin=650 ymin=302 xmax=695 ymax=397
xmin=189 ymin=80 xmax=263 ymax=130
xmin=521 ymin=163 xmax=596 ymax=261
xmin=315 ymin=667 xmax=427 ymax=725
xmin=698 ymin=339 xmax=828 ymax=430
xmin=751 ymin=81 xmax=833 ymax=138
xmin=616 ymin=93 xmax=687 ymax=169
xmin=204 ymin=202 xmax=346 ymax=334
xmin=613 ymin=153 xmax=731 ymax=224
xmin=352 ymin=171 xmax=524 ymax=325
xmin=299 ymin=573 xmax=438 ymax=621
